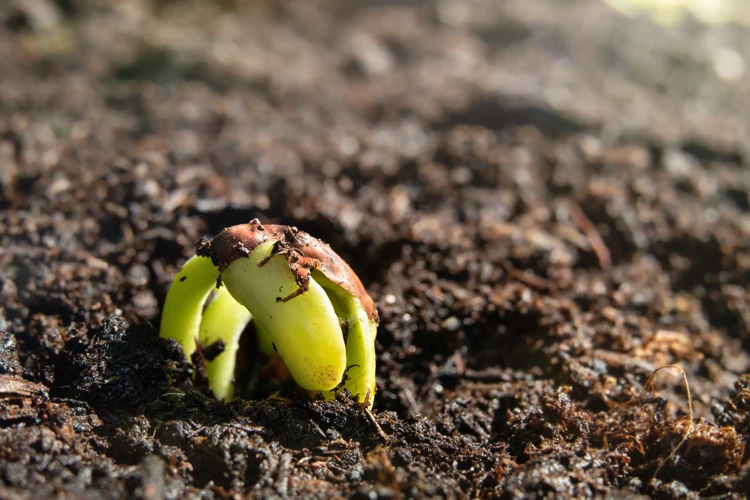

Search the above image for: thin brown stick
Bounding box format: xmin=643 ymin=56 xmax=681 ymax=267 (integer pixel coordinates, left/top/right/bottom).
xmin=567 ymin=200 xmax=611 ymax=270
xmin=628 ymin=365 xmax=694 ymax=482
xmin=504 ymin=265 xmax=551 ymax=290
xmin=365 ymin=408 xmax=389 ymax=443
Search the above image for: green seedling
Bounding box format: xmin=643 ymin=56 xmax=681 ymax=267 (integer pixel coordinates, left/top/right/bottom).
xmin=160 ymin=219 xmax=379 ymax=408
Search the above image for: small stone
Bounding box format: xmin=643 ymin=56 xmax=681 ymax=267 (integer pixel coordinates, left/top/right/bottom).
xmin=0 ymin=331 xmax=22 ymax=375
xmin=442 ymin=316 xmax=461 ymax=332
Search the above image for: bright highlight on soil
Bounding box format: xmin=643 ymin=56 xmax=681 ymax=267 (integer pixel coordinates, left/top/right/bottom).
xmin=605 ymin=0 xmax=750 ymax=25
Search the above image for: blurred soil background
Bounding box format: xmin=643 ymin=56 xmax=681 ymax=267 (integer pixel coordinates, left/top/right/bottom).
xmin=3 ymin=0 xmax=750 ymax=498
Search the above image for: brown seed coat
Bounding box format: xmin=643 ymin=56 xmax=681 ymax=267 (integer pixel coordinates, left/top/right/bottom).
xmin=196 ymin=219 xmax=378 ymax=322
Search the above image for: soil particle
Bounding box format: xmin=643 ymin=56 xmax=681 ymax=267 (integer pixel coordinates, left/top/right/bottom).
xmin=0 ymin=332 xmax=22 ymax=375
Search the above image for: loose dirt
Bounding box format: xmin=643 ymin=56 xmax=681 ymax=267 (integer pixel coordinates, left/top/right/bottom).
xmin=2 ymin=1 xmax=750 ymax=498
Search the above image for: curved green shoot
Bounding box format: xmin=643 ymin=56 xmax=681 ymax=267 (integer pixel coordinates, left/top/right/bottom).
xmin=314 ymin=271 xmax=377 ymax=408
xmin=255 ymin=322 xmax=276 ymax=358
xmin=199 ymin=286 xmax=252 ymax=401
xmin=221 ymin=240 xmax=347 ymax=392
xmin=160 ymin=255 xmax=220 ymax=360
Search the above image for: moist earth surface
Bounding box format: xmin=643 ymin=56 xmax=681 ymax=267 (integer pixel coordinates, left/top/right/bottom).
xmin=2 ymin=1 xmax=750 ymax=498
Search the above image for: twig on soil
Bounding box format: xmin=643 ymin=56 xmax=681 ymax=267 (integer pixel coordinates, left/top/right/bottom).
xmin=504 ymin=265 xmax=552 ymax=290
xmin=566 ymin=200 xmax=611 ymax=270
xmin=358 ymin=389 xmax=388 ymax=442
xmin=0 ymin=375 xmax=48 ymax=399
xmin=364 ymin=408 xmax=389 ymax=443
xmin=626 ymin=364 xmax=695 ymax=482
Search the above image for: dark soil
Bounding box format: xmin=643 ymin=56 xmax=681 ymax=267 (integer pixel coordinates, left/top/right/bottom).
xmin=2 ymin=1 xmax=750 ymax=498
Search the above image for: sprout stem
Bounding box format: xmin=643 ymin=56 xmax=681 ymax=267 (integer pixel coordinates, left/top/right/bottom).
xmin=199 ymin=286 xmax=252 ymax=401
xmin=255 ymin=322 xmax=276 ymax=358
xmin=315 ymin=270 xmax=377 ymax=408
xmin=160 ymin=255 xmax=220 ymax=360
xmin=222 ymin=241 xmax=347 ymax=392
